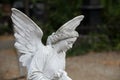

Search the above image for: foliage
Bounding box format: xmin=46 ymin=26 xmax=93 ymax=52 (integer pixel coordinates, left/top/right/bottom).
xmin=100 ymin=0 xmax=120 ymax=51
xmin=32 ymin=18 xmax=55 ymax=44
xmin=0 ymin=25 xmax=10 ymax=35
xmin=46 ymin=0 xmax=82 ymax=30
xmin=68 ymin=0 xmax=120 ymax=56
xmin=36 ymin=0 xmax=120 ymax=54
xmin=101 ymin=0 xmax=120 ymax=25
xmin=31 ymin=0 xmax=83 ymax=44
xmin=67 ymin=33 xmax=112 ymax=56
xmin=0 ymin=0 xmax=120 ymax=56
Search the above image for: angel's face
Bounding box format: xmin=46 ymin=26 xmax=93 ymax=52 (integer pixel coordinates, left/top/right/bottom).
xmin=57 ymin=37 xmax=77 ymax=52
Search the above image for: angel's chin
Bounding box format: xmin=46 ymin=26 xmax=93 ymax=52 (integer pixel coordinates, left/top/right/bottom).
xmin=66 ymin=46 xmax=71 ymax=51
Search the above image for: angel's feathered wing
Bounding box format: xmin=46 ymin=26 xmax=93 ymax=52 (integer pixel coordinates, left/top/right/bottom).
xmin=47 ymin=15 xmax=84 ymax=51
xmin=11 ymin=8 xmax=44 ymax=67
xmin=57 ymin=15 xmax=84 ymax=32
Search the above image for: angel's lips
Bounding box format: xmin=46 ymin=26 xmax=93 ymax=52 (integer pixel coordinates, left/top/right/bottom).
xmin=67 ymin=45 xmax=72 ymax=50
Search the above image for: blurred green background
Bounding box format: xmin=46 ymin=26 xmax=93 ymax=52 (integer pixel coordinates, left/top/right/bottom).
xmin=0 ymin=0 xmax=120 ymax=56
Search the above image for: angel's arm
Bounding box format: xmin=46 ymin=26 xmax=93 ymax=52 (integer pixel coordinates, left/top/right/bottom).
xmin=28 ymin=72 xmax=50 ymax=80
xmin=28 ymin=71 xmax=63 ymax=80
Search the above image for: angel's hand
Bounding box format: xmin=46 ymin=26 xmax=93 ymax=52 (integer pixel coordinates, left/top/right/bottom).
xmin=61 ymin=75 xmax=72 ymax=80
xmin=60 ymin=70 xmax=72 ymax=80
xmin=52 ymin=70 xmax=63 ymax=80
xmin=53 ymin=70 xmax=72 ymax=80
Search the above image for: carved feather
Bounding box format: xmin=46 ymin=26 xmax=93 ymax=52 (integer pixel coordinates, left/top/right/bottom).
xmin=11 ymin=8 xmax=44 ymax=67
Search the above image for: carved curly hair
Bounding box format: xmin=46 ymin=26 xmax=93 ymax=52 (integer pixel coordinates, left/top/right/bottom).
xmin=47 ymin=29 xmax=79 ymax=45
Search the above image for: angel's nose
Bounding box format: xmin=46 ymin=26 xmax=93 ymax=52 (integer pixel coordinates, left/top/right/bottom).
xmin=70 ymin=44 xmax=73 ymax=48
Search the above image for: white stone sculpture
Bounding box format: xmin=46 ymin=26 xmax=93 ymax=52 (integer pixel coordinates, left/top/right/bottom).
xmin=11 ymin=8 xmax=84 ymax=80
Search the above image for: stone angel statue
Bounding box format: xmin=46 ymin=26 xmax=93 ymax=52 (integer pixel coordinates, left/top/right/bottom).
xmin=11 ymin=8 xmax=84 ymax=80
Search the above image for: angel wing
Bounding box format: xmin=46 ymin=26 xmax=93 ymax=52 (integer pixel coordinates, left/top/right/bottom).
xmin=11 ymin=8 xmax=44 ymax=67
xmin=57 ymin=15 xmax=84 ymax=32
xmin=46 ymin=15 xmax=84 ymax=52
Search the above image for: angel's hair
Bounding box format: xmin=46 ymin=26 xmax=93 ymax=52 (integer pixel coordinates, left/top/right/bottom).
xmin=47 ymin=29 xmax=79 ymax=45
